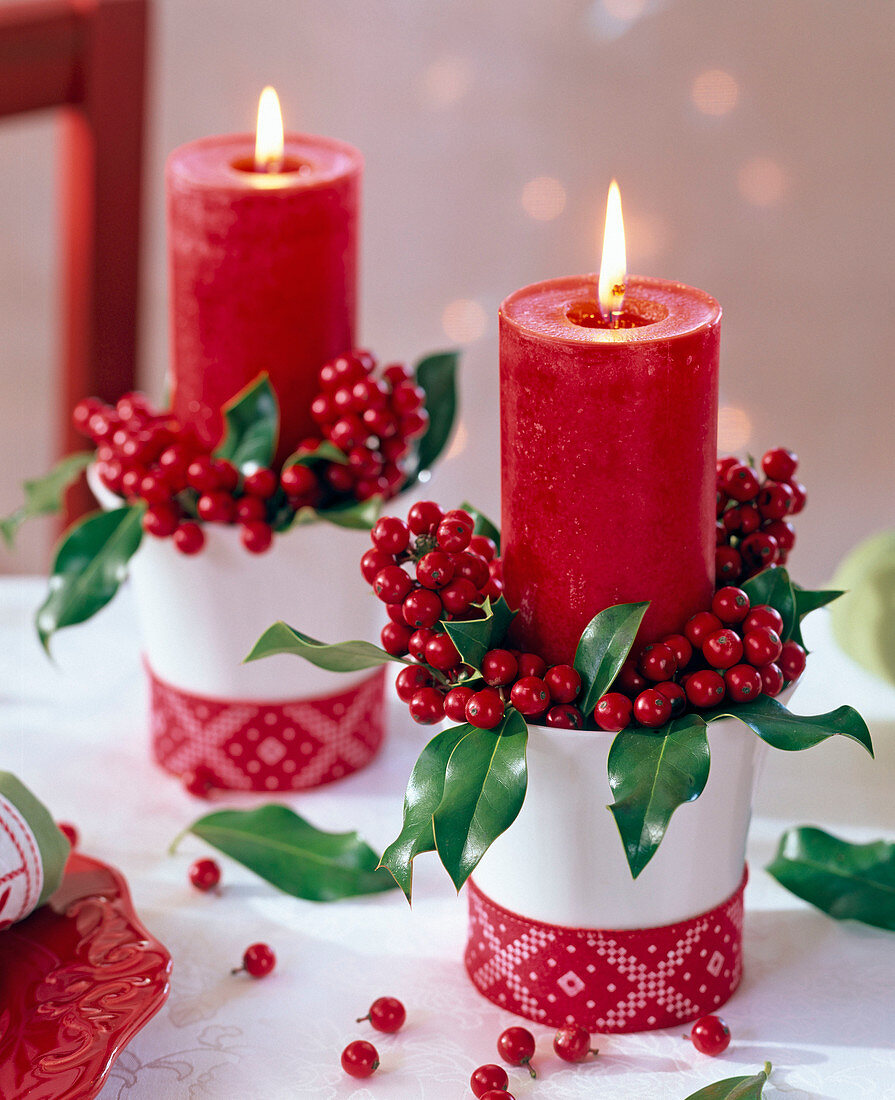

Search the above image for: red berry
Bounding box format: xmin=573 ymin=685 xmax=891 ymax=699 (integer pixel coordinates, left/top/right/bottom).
xmin=689 ymin=1014 xmax=731 ymax=1056
xmin=243 ymin=467 xmax=277 ymax=498
xmin=407 ymin=500 xmax=443 ymax=535
xmin=439 ymin=578 xmax=478 ymax=615
xmin=764 ymin=519 xmax=796 ymax=551
xmin=341 ymin=1039 xmax=379 ymax=1079
xmin=182 ymin=765 xmax=216 ymax=798
xmin=780 ymin=640 xmax=807 ymax=681
xmin=453 ymin=551 xmax=490 ymax=591
xmin=656 ymin=679 xmax=687 ymax=716
xmin=390 ymin=381 xmax=425 ymax=414
xmin=638 ymin=642 xmax=677 ymax=681
xmin=416 ymin=550 xmax=455 ymax=589
xmin=385 ymin=602 xmax=407 ymax=626
xmin=211 ymin=459 xmax=238 ymax=492
xmin=399 ymin=409 xmax=429 ymax=439
xmin=497 ymin=1026 xmax=537 ymax=1077
xmin=759 ymin=662 xmax=785 ymax=697
xmin=743 ymin=626 xmax=783 ymax=667
xmin=517 ymin=653 xmax=548 ymax=679
xmin=373 ymin=566 xmax=413 ymax=604
xmin=372 ymin=516 xmax=411 ymax=555
xmin=762 ymin=447 xmax=798 ymax=482
xmin=703 ymin=629 xmax=744 ymax=670
xmin=685 ymin=611 xmax=723 ymax=649
xmin=197 ymin=491 xmax=235 ymax=524
xmin=741 ymin=531 xmax=779 ymax=570
xmin=237 ymin=943 xmax=275 ymax=978
xmin=436 ymin=519 xmax=472 ymax=553
xmin=482 ymin=649 xmax=518 ymax=687
xmin=553 ymin=1024 xmax=597 ymax=1063
xmin=716 ymin=455 xmax=739 ymax=478
xmin=361 ymin=548 xmax=395 ymax=585
xmin=787 ymin=479 xmax=807 ymax=514
xmin=444 ymin=685 xmax=475 ymax=722
xmin=545 ymin=704 xmax=584 ymax=729
xmin=616 ymin=659 xmax=647 ymax=696
xmin=723 ymin=463 xmax=760 ymax=502
xmin=358 ymin=996 xmax=405 ymax=1033
xmin=715 ymin=546 xmax=742 ymax=584
xmin=395 ymin=665 xmax=432 ymax=703
xmin=480 ymin=1092 xmax=515 ymax=1100
xmin=594 ymin=692 xmax=633 ymax=731
xmin=685 ymin=669 xmax=726 ymax=708
xmin=469 ymin=534 xmax=497 ymax=561
xmin=543 ymin=664 xmax=582 ymax=704
xmin=189 ymin=858 xmax=221 ymax=892
xmin=712 ymin=586 xmax=751 ymax=624
xmin=424 ymin=633 xmax=461 ymax=672
xmin=139 ymin=472 xmax=171 ymax=505
xmin=725 ymin=663 xmax=763 ymax=702
xmin=633 ymin=688 xmax=672 ymax=727
xmin=744 ymin=605 xmax=784 ymax=635
xmin=402 ymin=588 xmax=443 ymax=629
xmin=510 ymin=676 xmax=550 ymax=717
xmin=235 ymin=496 xmax=267 ymax=524
xmin=471 ymin=1064 xmax=509 ymax=1098
xmin=311 ymin=393 xmax=336 ymax=422
xmin=280 ymin=463 xmax=317 ymax=499
xmin=409 ymin=687 xmax=445 ymax=724
xmin=240 ymin=521 xmax=273 ymax=554
xmin=186 ymin=455 xmax=219 ymax=493
xmin=329 ymin=415 xmax=365 ymax=452
xmin=662 ymin=634 xmax=694 ymax=669
xmin=325 ymin=463 xmax=355 ymax=494
xmin=466 ymin=689 xmax=505 ymax=730
xmin=758 ymin=481 xmax=795 ymax=520
xmin=142 ymin=502 xmax=179 ymax=538
xmin=57 ymin=821 xmax=78 ymax=847
xmin=407 ymin=627 xmax=437 ymax=662
xmin=72 ymin=397 xmax=104 ymax=434
xmin=383 ymin=362 xmax=410 ymax=386
xmin=380 ymin=621 xmax=412 ymax=657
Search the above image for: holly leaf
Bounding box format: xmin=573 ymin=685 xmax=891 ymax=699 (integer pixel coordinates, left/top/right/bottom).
xmin=215 ymin=373 xmax=279 ymax=469
xmin=607 ymin=715 xmax=710 ymax=879
xmin=245 ymin=621 xmax=408 ymax=671
xmin=318 ymin=495 xmax=383 ymax=530
xmin=282 ymin=441 xmax=347 ymax=467
xmin=443 ymin=596 xmax=517 ymax=670
xmin=404 ymin=350 xmax=459 ymax=485
xmin=433 ymin=710 xmax=528 ymax=891
xmin=574 ymin=602 xmax=649 ymax=717
xmin=790 ymin=585 xmax=844 ymax=647
xmin=742 ymin=566 xmax=796 ymax=640
xmin=460 ymin=501 xmax=501 ymax=551
xmin=176 ymin=804 xmax=397 ymax=902
xmin=0 ymin=451 xmax=94 ymax=547
xmin=683 ymin=1063 xmax=772 ymax=1100
xmin=36 ymin=505 xmax=144 ymax=653
xmin=379 ymin=724 xmax=473 ymax=902
xmin=766 ymin=827 xmax=895 ymax=931
xmin=703 ymin=695 xmax=873 ymax=756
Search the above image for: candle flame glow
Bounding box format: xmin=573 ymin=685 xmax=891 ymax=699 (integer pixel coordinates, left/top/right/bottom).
xmin=255 ymin=86 xmax=285 ymax=173
xmin=598 ymin=179 xmax=626 ymax=323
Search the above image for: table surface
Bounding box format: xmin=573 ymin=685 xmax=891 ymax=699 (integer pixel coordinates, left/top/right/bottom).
xmin=3 ymin=576 xmax=895 ymax=1100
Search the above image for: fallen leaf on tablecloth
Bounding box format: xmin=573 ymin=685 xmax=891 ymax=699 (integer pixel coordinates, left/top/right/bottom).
xmin=683 ymin=1061 xmax=772 ymax=1099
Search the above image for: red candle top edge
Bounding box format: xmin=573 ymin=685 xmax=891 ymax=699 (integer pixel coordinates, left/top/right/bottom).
xmin=500 ymin=274 xmax=721 ymax=346
xmin=166 ymin=132 xmax=363 ymax=191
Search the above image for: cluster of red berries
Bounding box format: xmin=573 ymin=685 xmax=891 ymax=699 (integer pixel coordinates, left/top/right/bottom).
xmin=593 ymin=585 xmax=807 ymax=731
xmin=310 ymin=350 xmax=429 ymax=502
xmin=470 ymin=1023 xmax=599 ymax=1098
xmin=715 ymin=447 xmax=805 ymax=586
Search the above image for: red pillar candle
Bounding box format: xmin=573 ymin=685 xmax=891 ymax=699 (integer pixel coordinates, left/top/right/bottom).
xmin=500 ymin=275 xmax=721 ymax=665
xmin=166 ymin=131 xmax=362 ymax=458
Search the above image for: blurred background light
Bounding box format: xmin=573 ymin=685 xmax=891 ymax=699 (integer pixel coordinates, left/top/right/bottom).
xmin=521 ymin=176 xmax=567 ymax=222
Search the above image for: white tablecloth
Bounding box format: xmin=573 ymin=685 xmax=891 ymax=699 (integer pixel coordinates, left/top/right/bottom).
xmin=3 ymin=576 xmax=895 ymax=1099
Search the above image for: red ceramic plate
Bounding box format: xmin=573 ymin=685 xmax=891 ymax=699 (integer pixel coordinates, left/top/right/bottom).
xmin=0 ymin=851 xmax=172 ymax=1100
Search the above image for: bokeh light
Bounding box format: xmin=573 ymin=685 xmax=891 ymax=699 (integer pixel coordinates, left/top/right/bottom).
xmin=624 ymin=211 xmax=669 ymax=264
xmin=421 ymin=57 xmax=473 ymax=109
xmin=718 ymin=405 xmax=753 ymax=452
xmin=521 ymin=176 xmax=567 ymax=221
xmin=603 ymin=0 xmax=647 ymax=19
xmin=691 ymin=69 xmax=739 ymax=116
xmin=738 ymin=157 xmax=788 ymax=206
xmin=442 ymin=298 xmax=488 ymax=344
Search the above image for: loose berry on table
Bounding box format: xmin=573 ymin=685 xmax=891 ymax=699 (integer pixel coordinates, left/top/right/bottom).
xmin=688 ymin=1014 xmax=731 ymax=1056
xmin=471 ymin=1064 xmax=509 ymax=1098
xmin=341 ymin=1039 xmax=379 ymax=1078
xmin=357 ymin=995 xmax=406 ymax=1033
xmin=189 ymin=858 xmax=221 ymax=892
xmin=497 ymin=1025 xmax=537 ymax=1077
xmin=233 ymin=943 xmax=276 ymax=978
xmin=553 ymin=1024 xmax=598 ymax=1063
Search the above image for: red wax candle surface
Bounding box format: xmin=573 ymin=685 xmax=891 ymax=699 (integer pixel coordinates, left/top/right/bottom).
xmin=167 ymin=133 xmax=362 ymax=460
xmin=500 ymin=275 xmax=721 ymax=665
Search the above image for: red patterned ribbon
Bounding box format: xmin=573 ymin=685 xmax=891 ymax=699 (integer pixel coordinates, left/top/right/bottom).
xmin=465 ymin=868 xmax=747 ymax=1033
xmin=146 ymin=663 xmax=386 ymax=792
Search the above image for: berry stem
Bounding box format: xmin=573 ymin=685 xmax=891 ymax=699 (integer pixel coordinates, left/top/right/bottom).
xmin=356 ymin=1013 xmax=370 ymax=1023
xmin=524 ymin=1059 xmax=537 ymax=1079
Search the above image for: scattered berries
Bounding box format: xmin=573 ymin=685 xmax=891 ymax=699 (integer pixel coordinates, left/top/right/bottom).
xmin=341 ymin=1039 xmax=380 ymax=1078
xmin=233 ymin=943 xmax=275 ymax=978
xmin=497 ymin=1026 xmax=537 ymax=1077
xmin=471 ymin=1064 xmax=509 ymax=1098
xmin=553 ymin=1024 xmax=598 ymax=1063
xmin=188 ymin=858 xmax=221 ymax=892
xmin=688 ymin=1014 xmax=731 ymax=1056
xmin=357 ymin=996 xmax=406 ymax=1033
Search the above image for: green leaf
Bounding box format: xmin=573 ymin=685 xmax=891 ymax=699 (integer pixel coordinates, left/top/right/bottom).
xmin=443 ymin=596 xmax=517 ymax=670
xmin=318 ymin=495 xmax=383 ymax=530
xmin=683 ymin=1063 xmax=772 ymax=1100
xmin=379 ymin=724 xmax=473 ymax=902
xmin=742 ymin=567 xmax=796 ymax=640
xmin=433 ymin=710 xmax=528 ymax=891
xmin=410 ymin=350 xmax=459 ymax=478
xmin=766 ymin=827 xmax=895 ymax=931
xmin=791 ymin=585 xmax=844 ymax=647
xmin=215 ymin=373 xmax=279 ymax=469
xmin=178 ymin=804 xmax=397 ymax=902
xmin=36 ymin=505 xmax=144 ymax=653
xmin=245 ymin=621 xmax=408 ymax=671
xmin=282 ymin=441 xmax=348 ymax=467
xmin=607 ymin=715 xmax=710 ymax=879
xmin=574 ymin=602 xmax=649 ymax=716
xmin=460 ymin=501 xmax=501 ymax=551
xmin=704 ymin=695 xmax=873 ymax=757
xmin=1 ymin=451 xmax=94 ymax=547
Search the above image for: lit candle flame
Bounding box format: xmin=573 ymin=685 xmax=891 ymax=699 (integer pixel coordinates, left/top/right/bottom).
xmin=255 ymin=86 xmax=285 ymax=173
xmin=598 ymin=179 xmax=626 ymax=324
